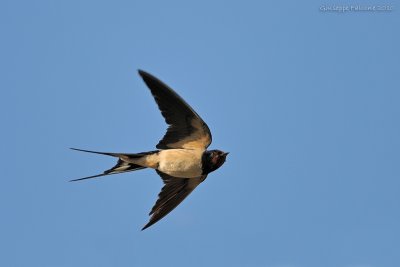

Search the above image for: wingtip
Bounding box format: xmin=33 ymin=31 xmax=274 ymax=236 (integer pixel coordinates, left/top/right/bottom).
xmin=138 ymin=69 xmax=157 ymax=82
xmin=138 ymin=69 xmax=147 ymax=77
xmin=141 ymin=221 xmax=154 ymax=231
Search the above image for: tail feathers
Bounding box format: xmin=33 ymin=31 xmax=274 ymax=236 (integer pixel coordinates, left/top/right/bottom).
xmin=70 ymin=148 xmax=125 ymax=157
xmin=70 ymin=148 xmax=158 ymax=159
xmin=70 ymin=159 xmax=145 ymax=182
xmin=69 ymin=148 xmax=158 ymax=182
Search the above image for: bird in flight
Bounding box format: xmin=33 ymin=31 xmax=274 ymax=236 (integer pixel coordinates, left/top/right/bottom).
xmin=71 ymin=70 xmax=229 ymax=230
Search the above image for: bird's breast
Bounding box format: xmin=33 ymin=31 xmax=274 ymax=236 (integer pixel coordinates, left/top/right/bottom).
xmin=157 ymin=149 xmax=204 ymax=178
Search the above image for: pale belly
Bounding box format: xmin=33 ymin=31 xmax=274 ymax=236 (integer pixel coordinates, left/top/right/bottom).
xmin=157 ymin=149 xmax=204 ymax=178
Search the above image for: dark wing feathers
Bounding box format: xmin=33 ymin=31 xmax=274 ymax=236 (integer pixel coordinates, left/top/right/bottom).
xmin=72 ymin=71 xmax=213 ymax=229
xmin=138 ymin=70 xmax=212 ymax=149
xmin=141 ymin=170 xmax=207 ymax=230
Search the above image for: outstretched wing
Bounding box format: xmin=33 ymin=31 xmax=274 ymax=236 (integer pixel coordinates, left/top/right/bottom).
xmin=142 ymin=170 xmax=207 ymax=230
xmin=138 ymin=70 xmax=212 ymax=150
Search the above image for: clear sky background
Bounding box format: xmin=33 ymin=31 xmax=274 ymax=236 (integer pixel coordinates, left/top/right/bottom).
xmin=1 ymin=1 xmax=399 ymax=267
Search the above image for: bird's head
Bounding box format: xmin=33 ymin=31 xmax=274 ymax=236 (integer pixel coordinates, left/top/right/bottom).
xmin=202 ymin=150 xmax=229 ymax=174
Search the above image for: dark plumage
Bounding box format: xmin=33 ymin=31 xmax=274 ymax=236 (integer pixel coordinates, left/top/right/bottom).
xmin=202 ymin=150 xmax=229 ymax=175
xmin=71 ymin=70 xmax=228 ymax=230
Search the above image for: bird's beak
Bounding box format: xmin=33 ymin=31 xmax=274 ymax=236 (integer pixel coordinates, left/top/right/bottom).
xmin=222 ymin=152 xmax=229 ymax=157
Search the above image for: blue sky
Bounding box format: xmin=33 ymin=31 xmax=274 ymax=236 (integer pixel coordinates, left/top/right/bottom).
xmin=1 ymin=1 xmax=399 ymax=267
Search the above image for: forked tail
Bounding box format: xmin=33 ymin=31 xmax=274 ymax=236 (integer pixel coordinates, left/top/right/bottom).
xmin=69 ymin=148 xmax=158 ymax=182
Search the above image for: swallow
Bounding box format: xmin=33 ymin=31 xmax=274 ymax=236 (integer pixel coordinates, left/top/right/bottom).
xmin=71 ymin=70 xmax=228 ymax=230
